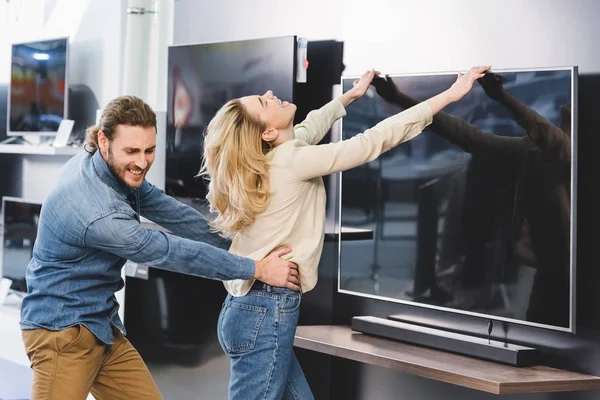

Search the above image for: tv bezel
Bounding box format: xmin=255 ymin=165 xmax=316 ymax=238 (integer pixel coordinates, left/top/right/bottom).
xmin=337 ymin=66 xmax=578 ymax=334
xmin=7 ymin=36 xmax=70 ymax=137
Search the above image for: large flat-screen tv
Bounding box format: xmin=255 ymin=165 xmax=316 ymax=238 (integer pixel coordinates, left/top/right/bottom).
xmin=1 ymin=197 xmax=43 ymax=294
xmin=8 ymin=37 xmax=69 ymax=137
xmin=338 ymin=67 xmax=577 ymax=332
xmin=166 ymin=36 xmax=296 ymax=209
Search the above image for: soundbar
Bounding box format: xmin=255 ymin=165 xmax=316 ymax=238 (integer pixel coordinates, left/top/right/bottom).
xmin=351 ymin=316 xmax=538 ymax=366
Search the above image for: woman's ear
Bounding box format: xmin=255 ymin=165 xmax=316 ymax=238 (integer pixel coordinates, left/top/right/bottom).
xmin=262 ymin=127 xmax=279 ymax=143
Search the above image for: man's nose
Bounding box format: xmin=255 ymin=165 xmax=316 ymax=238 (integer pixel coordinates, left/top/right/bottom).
xmin=136 ymin=154 xmax=148 ymax=169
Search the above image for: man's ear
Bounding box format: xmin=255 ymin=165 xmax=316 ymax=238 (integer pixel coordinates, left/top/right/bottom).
xmin=98 ymin=131 xmax=108 ymax=154
xmin=262 ymin=127 xmax=278 ymax=143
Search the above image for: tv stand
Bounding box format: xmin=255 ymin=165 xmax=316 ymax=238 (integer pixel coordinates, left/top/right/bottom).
xmin=294 ymin=325 xmax=600 ymax=394
xmin=351 ymin=316 xmax=537 ymax=366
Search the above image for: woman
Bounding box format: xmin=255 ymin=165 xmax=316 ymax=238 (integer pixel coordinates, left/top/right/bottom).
xmin=200 ymin=65 xmax=489 ymax=399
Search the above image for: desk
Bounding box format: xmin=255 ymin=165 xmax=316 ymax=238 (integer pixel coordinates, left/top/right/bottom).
xmin=294 ymin=325 xmax=600 ymax=395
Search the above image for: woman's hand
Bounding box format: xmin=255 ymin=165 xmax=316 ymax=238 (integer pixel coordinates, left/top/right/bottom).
xmin=425 ymin=65 xmax=491 ymax=115
xmin=340 ymin=69 xmax=380 ymax=107
xmin=447 ymin=65 xmax=490 ymax=102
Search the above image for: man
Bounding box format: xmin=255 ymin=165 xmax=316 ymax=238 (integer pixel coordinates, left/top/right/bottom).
xmin=19 ymin=95 xmax=299 ymax=400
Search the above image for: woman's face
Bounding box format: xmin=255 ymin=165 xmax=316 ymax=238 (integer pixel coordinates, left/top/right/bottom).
xmin=241 ymin=90 xmax=296 ymax=130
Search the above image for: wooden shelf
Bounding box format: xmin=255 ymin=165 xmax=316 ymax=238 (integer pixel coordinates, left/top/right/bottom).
xmin=0 ymin=144 xmax=81 ymax=156
xmin=294 ymin=325 xmax=600 ymax=395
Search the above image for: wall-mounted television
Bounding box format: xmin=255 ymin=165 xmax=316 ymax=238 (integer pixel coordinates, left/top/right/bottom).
xmin=8 ymin=37 xmax=69 ymax=137
xmin=338 ymin=67 xmax=577 ymax=333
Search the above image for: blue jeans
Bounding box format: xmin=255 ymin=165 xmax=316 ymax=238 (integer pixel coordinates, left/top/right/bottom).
xmin=217 ymin=282 xmax=315 ymax=400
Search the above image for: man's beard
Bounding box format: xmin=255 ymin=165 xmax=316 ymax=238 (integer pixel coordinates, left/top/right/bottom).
xmin=106 ymin=144 xmax=145 ymax=189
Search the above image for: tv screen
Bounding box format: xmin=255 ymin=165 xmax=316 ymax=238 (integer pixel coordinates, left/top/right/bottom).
xmin=166 ymin=36 xmax=296 ymax=207
xmin=8 ymin=37 xmax=69 ymax=136
xmin=1 ymin=197 xmax=43 ymax=293
xmin=338 ymin=67 xmax=576 ymax=332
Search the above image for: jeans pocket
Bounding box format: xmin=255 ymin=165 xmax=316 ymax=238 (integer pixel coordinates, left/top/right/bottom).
xmin=280 ymin=291 xmax=301 ymax=314
xmin=220 ymin=301 xmax=267 ymax=354
xmin=54 ymin=325 xmax=86 ymax=354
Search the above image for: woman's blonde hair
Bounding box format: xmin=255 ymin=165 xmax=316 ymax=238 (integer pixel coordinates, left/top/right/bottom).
xmin=198 ymin=99 xmax=272 ymax=238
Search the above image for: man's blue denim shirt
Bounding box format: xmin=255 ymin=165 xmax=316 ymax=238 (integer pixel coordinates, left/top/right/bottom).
xmin=20 ymin=150 xmax=255 ymax=344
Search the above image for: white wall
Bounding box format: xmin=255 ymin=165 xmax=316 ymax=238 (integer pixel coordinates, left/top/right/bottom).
xmin=174 ymin=0 xmax=600 ymax=75
xmin=0 ymin=0 xmax=127 ymax=105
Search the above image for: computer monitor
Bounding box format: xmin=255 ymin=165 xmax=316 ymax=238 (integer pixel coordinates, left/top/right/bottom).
xmin=1 ymin=197 xmax=43 ymax=293
xmin=8 ymin=37 xmax=69 ymax=137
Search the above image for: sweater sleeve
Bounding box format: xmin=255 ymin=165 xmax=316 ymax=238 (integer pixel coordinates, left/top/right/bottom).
xmin=293 ymin=99 xmax=347 ymax=145
xmin=285 ymin=102 xmax=433 ymax=181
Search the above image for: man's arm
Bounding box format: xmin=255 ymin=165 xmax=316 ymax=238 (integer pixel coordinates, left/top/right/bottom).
xmin=84 ymin=212 xmax=299 ymax=288
xmin=138 ymin=181 xmax=230 ymax=250
xmin=86 ymin=212 xmax=251 ymax=280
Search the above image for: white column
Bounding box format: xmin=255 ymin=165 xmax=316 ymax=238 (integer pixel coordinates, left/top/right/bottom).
xmin=118 ymin=0 xmax=173 ymax=323
xmin=120 ymin=0 xmax=172 ymax=191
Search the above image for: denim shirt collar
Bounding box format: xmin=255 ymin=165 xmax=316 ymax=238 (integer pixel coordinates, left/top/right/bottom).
xmin=90 ymin=150 xmax=131 ymax=198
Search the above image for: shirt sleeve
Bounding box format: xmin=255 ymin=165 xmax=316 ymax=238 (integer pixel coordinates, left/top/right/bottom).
xmin=138 ymin=181 xmax=231 ymax=250
xmin=286 ymin=102 xmax=433 ymax=181
xmin=293 ymin=99 xmax=347 ymax=145
xmin=84 ymin=212 xmax=254 ymax=281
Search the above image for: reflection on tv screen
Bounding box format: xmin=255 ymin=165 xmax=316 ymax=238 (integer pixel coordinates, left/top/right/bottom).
xmin=9 ymin=38 xmax=68 ymax=134
xmin=339 ymin=68 xmax=575 ymax=331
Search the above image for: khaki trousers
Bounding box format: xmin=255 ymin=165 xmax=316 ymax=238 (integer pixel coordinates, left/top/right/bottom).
xmin=22 ymin=324 xmax=162 ymax=400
